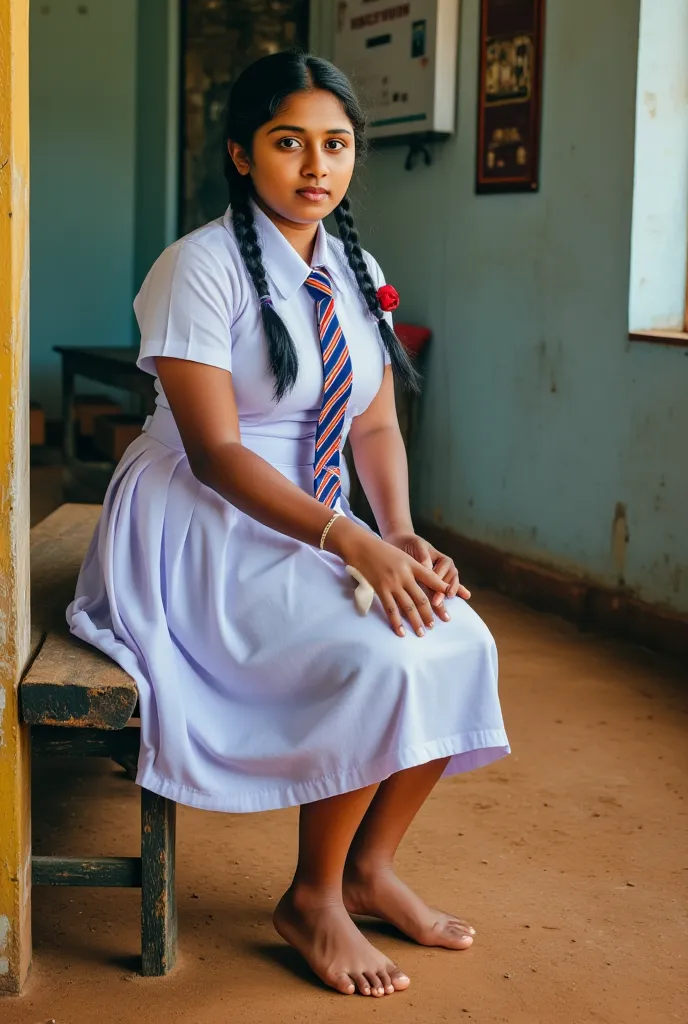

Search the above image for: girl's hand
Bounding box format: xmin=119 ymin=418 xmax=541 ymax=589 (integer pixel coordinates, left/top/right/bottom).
xmin=384 ymin=531 xmax=471 ymax=622
xmin=329 ymin=524 xmax=454 ymax=638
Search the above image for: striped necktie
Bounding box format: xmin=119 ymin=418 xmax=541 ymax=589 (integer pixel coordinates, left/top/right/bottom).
xmin=304 ymin=267 xmax=353 ymax=509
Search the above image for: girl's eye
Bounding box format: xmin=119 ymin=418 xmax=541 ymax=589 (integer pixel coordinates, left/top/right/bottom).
xmin=277 ymin=137 xmax=347 ymax=152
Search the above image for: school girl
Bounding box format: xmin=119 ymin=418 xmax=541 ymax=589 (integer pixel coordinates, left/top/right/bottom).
xmin=68 ymin=50 xmax=509 ymax=997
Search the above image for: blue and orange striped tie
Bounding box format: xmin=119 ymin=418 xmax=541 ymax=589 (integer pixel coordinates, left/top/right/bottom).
xmin=304 ymin=267 xmax=353 ymax=509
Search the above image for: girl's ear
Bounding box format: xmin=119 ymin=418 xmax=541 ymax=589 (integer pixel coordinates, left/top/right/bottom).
xmin=227 ymin=141 xmax=251 ymax=176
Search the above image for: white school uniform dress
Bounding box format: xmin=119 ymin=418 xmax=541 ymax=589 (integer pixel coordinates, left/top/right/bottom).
xmin=67 ymin=200 xmax=509 ymax=813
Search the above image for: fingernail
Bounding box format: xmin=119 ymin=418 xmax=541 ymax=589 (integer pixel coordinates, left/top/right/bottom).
xmin=417 ymin=627 xmax=425 ymax=637
xmin=427 ymin=620 xmax=435 ymax=629
xmin=399 ymin=627 xmax=406 ymax=637
xmin=442 ymin=611 xmax=451 ymax=621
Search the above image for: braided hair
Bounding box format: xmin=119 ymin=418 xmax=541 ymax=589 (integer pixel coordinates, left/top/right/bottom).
xmin=223 ymin=50 xmax=420 ymax=400
xmin=332 ymin=195 xmax=420 ymax=391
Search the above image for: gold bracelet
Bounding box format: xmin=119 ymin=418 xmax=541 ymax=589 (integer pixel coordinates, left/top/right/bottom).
xmin=319 ymin=511 xmax=343 ymax=550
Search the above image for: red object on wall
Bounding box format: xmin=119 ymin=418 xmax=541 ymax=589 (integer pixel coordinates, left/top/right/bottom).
xmin=394 ymin=323 xmax=432 ymax=357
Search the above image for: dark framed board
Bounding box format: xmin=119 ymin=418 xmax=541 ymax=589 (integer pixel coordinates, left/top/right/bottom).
xmin=476 ymin=0 xmax=545 ymax=194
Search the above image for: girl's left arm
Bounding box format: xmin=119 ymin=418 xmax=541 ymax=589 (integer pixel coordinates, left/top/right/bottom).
xmin=347 ymin=366 xmax=413 ymax=540
xmin=348 ymin=366 xmax=471 ymax=619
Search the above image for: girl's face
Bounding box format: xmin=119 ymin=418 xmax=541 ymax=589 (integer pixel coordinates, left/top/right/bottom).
xmin=228 ymin=89 xmax=356 ymax=225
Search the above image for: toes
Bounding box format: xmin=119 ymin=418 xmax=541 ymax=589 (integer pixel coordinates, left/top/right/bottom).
xmin=389 ymin=965 xmax=411 ymax=991
xmin=447 ymin=926 xmax=473 ymax=948
xmin=329 ymin=972 xmax=356 ymax=995
xmin=351 ymin=972 xmax=372 ymax=996
xmin=363 ymin=972 xmax=386 ymax=997
xmin=378 ymin=968 xmax=396 ymax=995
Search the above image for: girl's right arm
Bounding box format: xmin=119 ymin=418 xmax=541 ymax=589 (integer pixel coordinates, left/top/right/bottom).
xmin=156 ymin=356 xmax=449 ymax=637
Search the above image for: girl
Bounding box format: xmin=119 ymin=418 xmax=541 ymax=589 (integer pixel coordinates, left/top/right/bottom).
xmin=68 ymin=51 xmax=509 ymax=997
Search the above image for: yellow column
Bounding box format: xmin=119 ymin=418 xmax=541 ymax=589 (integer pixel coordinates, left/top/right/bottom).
xmin=0 ymin=0 xmax=32 ymax=995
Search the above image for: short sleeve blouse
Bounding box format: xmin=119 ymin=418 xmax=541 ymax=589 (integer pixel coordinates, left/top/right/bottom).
xmin=133 ymin=201 xmax=392 ymax=429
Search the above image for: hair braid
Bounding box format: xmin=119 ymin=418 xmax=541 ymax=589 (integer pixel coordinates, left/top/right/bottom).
xmin=228 ymin=177 xmax=299 ymax=401
xmin=333 ymin=196 xmax=420 ymax=393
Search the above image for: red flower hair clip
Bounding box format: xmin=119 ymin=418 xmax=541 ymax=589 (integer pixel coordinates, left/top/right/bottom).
xmin=376 ymin=284 xmax=400 ymax=312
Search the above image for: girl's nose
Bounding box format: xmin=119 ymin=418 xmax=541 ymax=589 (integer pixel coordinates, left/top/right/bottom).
xmin=302 ymin=147 xmax=328 ymax=181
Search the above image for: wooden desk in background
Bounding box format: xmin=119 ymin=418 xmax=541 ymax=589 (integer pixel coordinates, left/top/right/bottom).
xmin=54 ymin=345 xmax=155 ymax=466
xmin=54 ymin=345 xmax=155 ymax=502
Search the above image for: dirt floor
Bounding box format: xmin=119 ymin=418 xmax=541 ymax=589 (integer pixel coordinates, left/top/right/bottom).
xmin=3 ymin=581 xmax=685 ymax=1024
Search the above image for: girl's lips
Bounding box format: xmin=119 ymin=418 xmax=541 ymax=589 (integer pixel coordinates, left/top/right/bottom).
xmin=296 ymin=188 xmax=330 ymax=202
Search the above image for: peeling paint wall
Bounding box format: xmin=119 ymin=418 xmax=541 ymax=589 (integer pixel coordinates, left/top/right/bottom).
xmin=313 ymin=0 xmax=688 ymax=615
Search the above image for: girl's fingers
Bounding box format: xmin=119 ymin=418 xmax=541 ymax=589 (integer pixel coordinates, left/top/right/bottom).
xmin=381 ymin=591 xmax=406 ymax=637
xmin=379 ymin=553 xmax=470 ymax=636
xmin=431 ymin=564 xmax=471 ymax=609
xmin=430 ymin=558 xmax=455 ymax=609
xmin=432 ymin=556 xmax=454 ymax=577
xmin=394 ymin=588 xmax=427 ymax=637
xmin=405 ymin=581 xmax=436 ymax=631
xmin=446 ymin=572 xmax=471 ymax=600
xmin=416 ymin=563 xmax=452 ymax=596
xmin=446 ymin=568 xmax=461 ymax=599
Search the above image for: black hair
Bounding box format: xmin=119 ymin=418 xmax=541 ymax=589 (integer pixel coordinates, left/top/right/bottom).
xmin=223 ymin=50 xmax=420 ymax=400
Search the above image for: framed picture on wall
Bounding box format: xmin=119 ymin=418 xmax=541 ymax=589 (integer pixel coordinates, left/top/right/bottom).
xmin=476 ymin=0 xmax=545 ymax=194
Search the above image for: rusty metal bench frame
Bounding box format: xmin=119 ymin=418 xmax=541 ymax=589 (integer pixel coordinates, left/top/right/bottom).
xmin=22 ymin=505 xmax=177 ymax=975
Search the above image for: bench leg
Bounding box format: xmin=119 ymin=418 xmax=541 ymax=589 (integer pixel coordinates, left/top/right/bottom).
xmin=141 ymin=788 xmax=177 ymax=975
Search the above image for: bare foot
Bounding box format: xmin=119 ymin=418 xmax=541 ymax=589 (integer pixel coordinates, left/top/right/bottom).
xmin=343 ymin=863 xmax=475 ymax=950
xmin=273 ymin=883 xmax=411 ymax=996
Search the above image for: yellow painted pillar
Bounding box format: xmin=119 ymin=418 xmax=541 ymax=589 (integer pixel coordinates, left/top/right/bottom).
xmin=0 ymin=0 xmax=32 ymax=995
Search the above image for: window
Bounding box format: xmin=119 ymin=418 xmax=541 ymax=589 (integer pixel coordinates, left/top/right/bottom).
xmin=628 ymin=0 xmax=688 ymax=345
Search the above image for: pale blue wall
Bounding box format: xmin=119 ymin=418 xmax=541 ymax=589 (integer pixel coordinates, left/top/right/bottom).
xmin=314 ymin=0 xmax=688 ymax=615
xmin=30 ymin=0 xmax=138 ymax=417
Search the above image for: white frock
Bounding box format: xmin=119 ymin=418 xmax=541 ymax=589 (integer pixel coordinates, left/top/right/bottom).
xmin=67 ymin=202 xmax=509 ymax=812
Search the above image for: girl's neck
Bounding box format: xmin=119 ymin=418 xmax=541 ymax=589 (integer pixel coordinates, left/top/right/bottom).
xmin=254 ymin=195 xmax=319 ymax=265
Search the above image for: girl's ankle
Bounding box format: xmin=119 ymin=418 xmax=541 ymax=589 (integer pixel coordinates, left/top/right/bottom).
xmin=286 ymin=878 xmax=344 ymax=910
xmin=344 ymin=856 xmax=394 ymax=882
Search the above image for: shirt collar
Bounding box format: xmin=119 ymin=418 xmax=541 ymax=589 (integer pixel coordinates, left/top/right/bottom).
xmin=224 ymin=200 xmax=347 ymax=302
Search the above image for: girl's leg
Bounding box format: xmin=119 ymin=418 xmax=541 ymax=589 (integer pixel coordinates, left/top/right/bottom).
xmin=343 ymin=758 xmax=476 ymax=950
xmin=273 ymin=784 xmax=411 ymax=997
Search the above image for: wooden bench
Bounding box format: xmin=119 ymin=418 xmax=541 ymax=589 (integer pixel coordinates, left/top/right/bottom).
xmin=22 ymin=504 xmax=178 ymax=975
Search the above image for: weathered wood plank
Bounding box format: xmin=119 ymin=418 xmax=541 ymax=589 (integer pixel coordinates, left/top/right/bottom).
xmin=22 ymin=505 xmax=138 ymax=728
xmin=141 ymin=789 xmax=177 ymax=976
xmin=30 ymin=504 xmax=102 ymax=636
xmin=22 ymin=634 xmax=138 ymax=729
xmin=32 ymin=857 xmax=142 ymax=888
xmin=29 ymin=502 xmax=101 ymax=542
xmin=30 ymin=725 xmax=140 ymax=761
